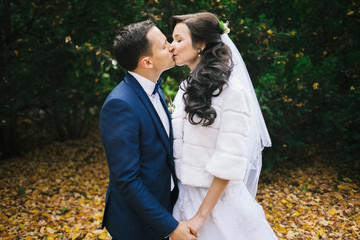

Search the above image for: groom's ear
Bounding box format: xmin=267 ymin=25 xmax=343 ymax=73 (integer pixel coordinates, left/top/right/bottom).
xmin=139 ymin=56 xmax=153 ymax=69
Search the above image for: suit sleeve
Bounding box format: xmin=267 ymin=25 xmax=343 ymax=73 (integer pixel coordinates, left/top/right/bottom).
xmin=100 ymin=98 xmax=178 ymax=238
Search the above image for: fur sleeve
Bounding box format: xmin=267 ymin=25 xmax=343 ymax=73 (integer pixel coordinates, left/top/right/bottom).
xmin=205 ymin=86 xmax=252 ymax=181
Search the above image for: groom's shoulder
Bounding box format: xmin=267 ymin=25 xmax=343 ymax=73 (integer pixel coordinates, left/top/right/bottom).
xmin=105 ymin=80 xmax=133 ymax=102
xmin=100 ymin=82 xmax=137 ymax=116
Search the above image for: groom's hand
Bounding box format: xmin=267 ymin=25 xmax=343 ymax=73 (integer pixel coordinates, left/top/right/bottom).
xmin=186 ymin=215 xmax=206 ymax=232
xmin=169 ymin=221 xmax=199 ymax=240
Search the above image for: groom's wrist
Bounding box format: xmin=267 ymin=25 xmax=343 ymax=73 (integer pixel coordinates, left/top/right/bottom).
xmin=165 ymin=221 xmax=179 ymax=239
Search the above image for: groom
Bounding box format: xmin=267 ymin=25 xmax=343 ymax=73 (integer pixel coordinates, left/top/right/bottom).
xmin=99 ymin=20 xmax=197 ymax=240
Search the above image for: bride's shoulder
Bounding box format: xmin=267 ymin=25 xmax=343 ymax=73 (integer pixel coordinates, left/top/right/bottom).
xmin=172 ymin=79 xmax=187 ymax=105
xmin=223 ymin=78 xmax=251 ymax=100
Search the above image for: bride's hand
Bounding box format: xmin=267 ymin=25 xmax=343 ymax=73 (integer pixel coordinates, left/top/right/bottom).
xmin=186 ymin=215 xmax=206 ymax=232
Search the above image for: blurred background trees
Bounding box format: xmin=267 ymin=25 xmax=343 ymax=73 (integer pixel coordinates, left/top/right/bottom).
xmin=1 ymin=0 xmax=359 ymax=170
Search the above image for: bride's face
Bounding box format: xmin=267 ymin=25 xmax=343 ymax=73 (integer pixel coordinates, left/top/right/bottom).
xmin=171 ymin=22 xmax=203 ymax=71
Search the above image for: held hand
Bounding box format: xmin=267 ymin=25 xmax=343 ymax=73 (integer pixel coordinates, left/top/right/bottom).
xmin=169 ymin=221 xmax=199 ymax=240
xmin=186 ymin=215 xmax=206 ymax=232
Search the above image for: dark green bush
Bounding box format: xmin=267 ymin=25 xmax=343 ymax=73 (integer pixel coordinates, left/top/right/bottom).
xmin=1 ymin=0 xmax=359 ymax=170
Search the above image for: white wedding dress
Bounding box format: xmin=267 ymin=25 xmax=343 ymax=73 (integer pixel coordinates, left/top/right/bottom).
xmin=172 ymin=182 xmax=277 ymax=240
xmin=171 ymin=82 xmax=277 ymax=239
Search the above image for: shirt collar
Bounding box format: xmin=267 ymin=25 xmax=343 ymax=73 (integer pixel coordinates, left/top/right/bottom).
xmin=128 ymin=71 xmax=156 ymax=97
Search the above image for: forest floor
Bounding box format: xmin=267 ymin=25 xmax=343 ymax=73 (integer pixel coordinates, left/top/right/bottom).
xmin=0 ymin=131 xmax=359 ymax=240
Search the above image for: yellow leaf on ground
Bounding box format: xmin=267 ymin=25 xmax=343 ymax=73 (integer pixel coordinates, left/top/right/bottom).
xmin=286 ymin=203 xmax=293 ymax=208
xmin=85 ymin=233 xmax=95 ymax=238
xmin=320 ymin=220 xmax=329 ymax=226
xmin=46 ymin=227 xmax=56 ymax=234
xmin=317 ymin=228 xmax=326 ymax=237
xmin=72 ymin=233 xmax=80 ymax=240
xmin=99 ymin=231 xmax=108 ymax=239
xmin=92 ymin=229 xmax=104 ymax=235
xmin=330 ymin=208 xmax=337 ymax=215
xmin=74 ymin=225 xmax=80 ymax=232
xmin=275 ymin=224 xmax=287 ymax=234
xmin=286 ymin=230 xmax=295 ymax=239
xmin=337 ymin=185 xmax=349 ymax=190
xmin=95 ymin=213 xmax=103 ymax=222
xmin=302 ymin=223 xmax=313 ymax=230
xmin=292 ymin=211 xmax=300 ymax=217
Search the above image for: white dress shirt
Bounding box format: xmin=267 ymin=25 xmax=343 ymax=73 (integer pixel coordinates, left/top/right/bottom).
xmin=129 ymin=71 xmax=170 ymax=137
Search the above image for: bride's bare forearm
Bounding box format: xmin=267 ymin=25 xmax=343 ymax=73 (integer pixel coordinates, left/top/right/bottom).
xmin=196 ymin=177 xmax=229 ymax=219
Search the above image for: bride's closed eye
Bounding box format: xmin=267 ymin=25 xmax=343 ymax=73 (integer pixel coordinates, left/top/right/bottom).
xmin=172 ymin=38 xmax=182 ymax=44
xmin=172 ymin=35 xmax=182 ymax=43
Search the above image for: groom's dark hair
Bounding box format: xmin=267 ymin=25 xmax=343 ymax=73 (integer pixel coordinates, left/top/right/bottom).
xmin=113 ymin=20 xmax=155 ymax=71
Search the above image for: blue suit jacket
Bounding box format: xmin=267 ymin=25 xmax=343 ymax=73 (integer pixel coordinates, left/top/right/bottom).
xmin=99 ymin=73 xmax=179 ymax=240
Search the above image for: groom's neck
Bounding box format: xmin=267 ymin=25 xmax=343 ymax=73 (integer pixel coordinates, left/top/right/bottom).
xmin=132 ymin=68 xmax=161 ymax=83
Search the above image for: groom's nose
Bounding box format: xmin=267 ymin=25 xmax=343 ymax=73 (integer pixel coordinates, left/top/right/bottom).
xmin=168 ymin=44 xmax=175 ymax=52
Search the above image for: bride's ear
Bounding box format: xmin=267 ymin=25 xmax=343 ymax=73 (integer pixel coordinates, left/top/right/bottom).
xmin=139 ymin=56 xmax=153 ymax=69
xmin=197 ymin=42 xmax=206 ymax=52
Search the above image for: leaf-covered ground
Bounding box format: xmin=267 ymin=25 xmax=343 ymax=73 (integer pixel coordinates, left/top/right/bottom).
xmin=0 ymin=132 xmax=359 ymax=239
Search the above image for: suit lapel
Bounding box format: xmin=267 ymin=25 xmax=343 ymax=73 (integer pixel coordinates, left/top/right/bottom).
xmin=157 ymin=88 xmax=177 ymax=183
xmin=158 ymin=89 xmax=174 ymax=155
xmin=124 ymin=73 xmax=173 ymax=159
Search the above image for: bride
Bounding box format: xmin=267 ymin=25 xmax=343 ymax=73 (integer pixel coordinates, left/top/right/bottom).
xmin=170 ymin=12 xmax=278 ymax=239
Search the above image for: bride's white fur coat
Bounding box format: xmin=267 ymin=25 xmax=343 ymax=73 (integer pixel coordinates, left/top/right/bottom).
xmin=172 ymin=80 xmax=252 ymax=188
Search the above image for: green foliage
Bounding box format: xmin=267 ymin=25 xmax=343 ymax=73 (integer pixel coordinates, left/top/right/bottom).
xmin=162 ymin=76 xmax=179 ymax=103
xmin=1 ymin=0 xmax=123 ymax=150
xmin=1 ymin=0 xmax=359 ymax=169
xmin=239 ymin=0 xmax=360 ymax=169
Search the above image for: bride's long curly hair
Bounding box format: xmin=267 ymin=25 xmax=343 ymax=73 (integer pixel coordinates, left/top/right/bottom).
xmin=170 ymin=12 xmax=233 ymax=126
